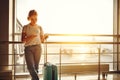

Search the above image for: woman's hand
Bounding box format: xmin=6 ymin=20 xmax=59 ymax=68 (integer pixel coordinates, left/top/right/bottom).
xmin=22 ymin=33 xmax=37 ymax=43
xmin=26 ymin=35 xmax=37 ymax=42
xmin=44 ymin=33 xmax=49 ymax=40
xmin=40 ymin=33 xmax=49 ymax=43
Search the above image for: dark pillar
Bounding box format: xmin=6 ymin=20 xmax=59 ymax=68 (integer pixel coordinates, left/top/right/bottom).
xmin=0 ymin=0 xmax=9 ymax=71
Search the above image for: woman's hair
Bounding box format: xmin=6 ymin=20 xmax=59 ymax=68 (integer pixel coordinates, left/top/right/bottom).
xmin=27 ymin=10 xmax=38 ymax=20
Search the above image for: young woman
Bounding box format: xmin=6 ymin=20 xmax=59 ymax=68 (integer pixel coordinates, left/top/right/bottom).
xmin=21 ymin=10 xmax=47 ymax=80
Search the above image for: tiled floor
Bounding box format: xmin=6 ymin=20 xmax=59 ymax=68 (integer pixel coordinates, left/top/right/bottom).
xmin=16 ymin=74 xmax=120 ymax=80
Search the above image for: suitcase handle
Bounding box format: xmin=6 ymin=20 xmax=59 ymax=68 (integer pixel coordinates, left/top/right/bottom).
xmin=44 ymin=38 xmax=47 ymax=63
xmin=43 ymin=33 xmax=49 ymax=63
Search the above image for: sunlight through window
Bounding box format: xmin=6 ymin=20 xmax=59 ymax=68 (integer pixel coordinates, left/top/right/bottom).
xmin=17 ymin=0 xmax=113 ymax=34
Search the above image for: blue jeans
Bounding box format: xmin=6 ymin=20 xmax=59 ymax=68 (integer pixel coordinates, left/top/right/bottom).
xmin=25 ymin=44 xmax=41 ymax=80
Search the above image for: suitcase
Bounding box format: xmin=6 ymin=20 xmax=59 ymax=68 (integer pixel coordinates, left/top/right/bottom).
xmin=43 ymin=62 xmax=58 ymax=80
xmin=43 ymin=39 xmax=58 ymax=80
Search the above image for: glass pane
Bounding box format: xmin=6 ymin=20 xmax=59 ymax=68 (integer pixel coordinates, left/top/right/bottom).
xmin=15 ymin=0 xmax=113 ymax=80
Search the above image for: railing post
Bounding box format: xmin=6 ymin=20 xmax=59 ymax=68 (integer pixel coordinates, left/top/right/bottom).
xmin=98 ymin=47 xmax=101 ymax=80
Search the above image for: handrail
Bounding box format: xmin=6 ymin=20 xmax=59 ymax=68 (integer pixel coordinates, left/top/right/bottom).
xmin=48 ymin=34 xmax=119 ymax=37
xmin=0 ymin=41 xmax=120 ymax=44
xmin=46 ymin=42 xmax=120 ymax=44
xmin=5 ymin=33 xmax=119 ymax=79
xmin=14 ymin=33 xmax=120 ymax=37
xmin=0 ymin=41 xmax=23 ymax=44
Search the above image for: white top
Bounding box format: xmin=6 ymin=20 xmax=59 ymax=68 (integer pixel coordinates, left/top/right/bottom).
xmin=22 ymin=24 xmax=44 ymax=47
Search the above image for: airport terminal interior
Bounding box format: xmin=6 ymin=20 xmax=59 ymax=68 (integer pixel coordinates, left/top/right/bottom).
xmin=1 ymin=0 xmax=120 ymax=80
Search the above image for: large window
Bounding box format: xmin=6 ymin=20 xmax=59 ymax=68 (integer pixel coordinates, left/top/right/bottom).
xmin=16 ymin=0 xmax=113 ymax=34
xmin=15 ymin=0 xmax=114 ymax=80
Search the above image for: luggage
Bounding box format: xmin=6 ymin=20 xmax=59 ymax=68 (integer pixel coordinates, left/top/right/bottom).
xmin=43 ymin=62 xmax=58 ymax=80
xmin=43 ymin=39 xmax=58 ymax=80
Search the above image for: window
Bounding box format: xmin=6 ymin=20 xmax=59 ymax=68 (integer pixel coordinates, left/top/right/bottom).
xmin=15 ymin=0 xmax=114 ymax=80
xmin=16 ymin=0 xmax=113 ymax=34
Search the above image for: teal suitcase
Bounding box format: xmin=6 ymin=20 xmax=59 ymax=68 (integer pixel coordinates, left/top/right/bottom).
xmin=43 ymin=39 xmax=58 ymax=80
xmin=43 ymin=62 xmax=58 ymax=80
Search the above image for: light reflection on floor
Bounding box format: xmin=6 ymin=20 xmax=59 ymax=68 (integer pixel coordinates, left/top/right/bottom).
xmin=16 ymin=74 xmax=120 ymax=80
xmin=15 ymin=55 xmax=118 ymax=80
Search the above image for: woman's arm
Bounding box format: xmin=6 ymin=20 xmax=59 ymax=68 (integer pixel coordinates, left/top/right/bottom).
xmin=39 ymin=26 xmax=48 ymax=43
xmin=40 ymin=34 xmax=48 ymax=43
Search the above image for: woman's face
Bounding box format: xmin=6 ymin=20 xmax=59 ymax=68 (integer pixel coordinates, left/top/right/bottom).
xmin=29 ymin=15 xmax=37 ymax=25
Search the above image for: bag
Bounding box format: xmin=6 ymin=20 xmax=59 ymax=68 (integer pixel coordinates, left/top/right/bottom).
xmin=43 ymin=39 xmax=58 ymax=80
xmin=43 ymin=62 xmax=58 ymax=80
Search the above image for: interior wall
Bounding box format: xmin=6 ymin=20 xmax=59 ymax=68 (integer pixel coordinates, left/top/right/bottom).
xmin=0 ymin=0 xmax=9 ymax=71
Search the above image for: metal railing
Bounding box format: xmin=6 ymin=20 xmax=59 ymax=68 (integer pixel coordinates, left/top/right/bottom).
xmin=1 ymin=34 xmax=120 ymax=80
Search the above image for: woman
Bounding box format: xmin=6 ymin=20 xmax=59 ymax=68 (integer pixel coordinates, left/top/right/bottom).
xmin=21 ymin=10 xmax=47 ymax=80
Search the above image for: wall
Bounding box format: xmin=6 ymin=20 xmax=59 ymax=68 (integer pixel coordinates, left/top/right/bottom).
xmin=0 ymin=0 xmax=9 ymax=71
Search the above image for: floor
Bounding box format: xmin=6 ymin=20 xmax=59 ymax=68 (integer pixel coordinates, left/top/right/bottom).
xmin=14 ymin=55 xmax=119 ymax=80
xmin=15 ymin=73 xmax=120 ymax=80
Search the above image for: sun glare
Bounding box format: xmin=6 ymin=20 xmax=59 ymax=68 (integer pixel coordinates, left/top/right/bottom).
xmin=17 ymin=0 xmax=113 ymax=61
xmin=17 ymin=0 xmax=113 ymax=34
